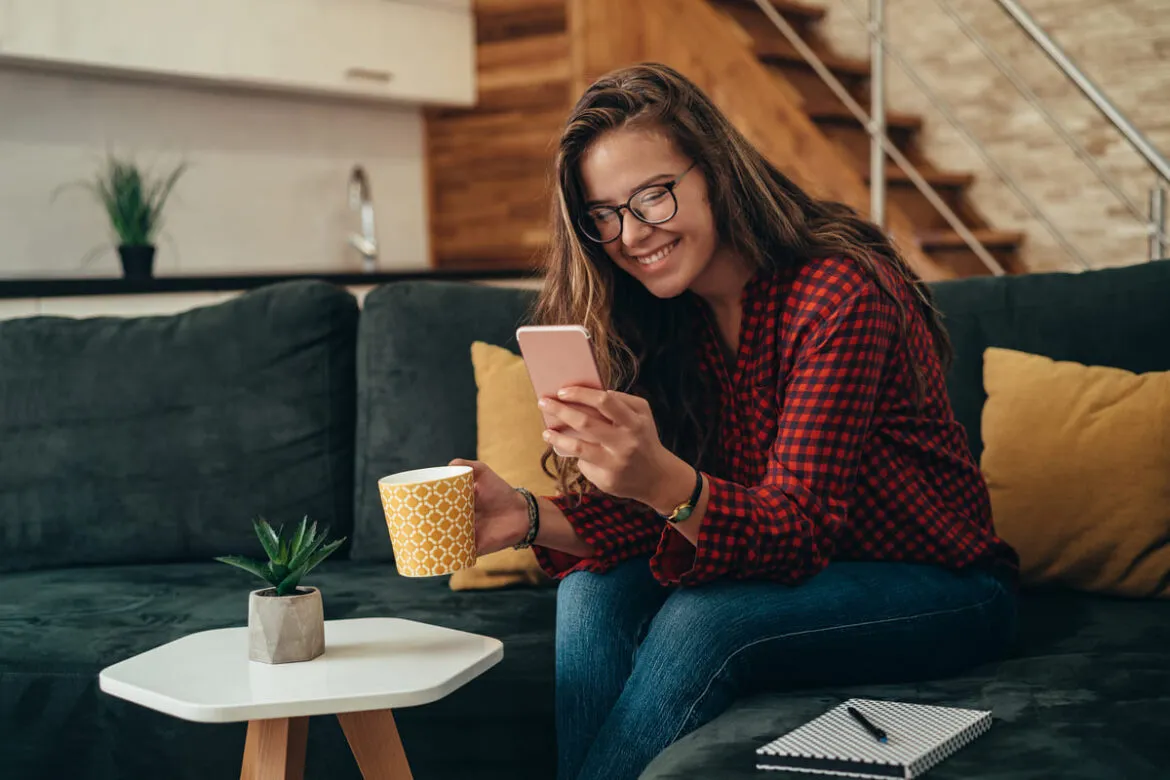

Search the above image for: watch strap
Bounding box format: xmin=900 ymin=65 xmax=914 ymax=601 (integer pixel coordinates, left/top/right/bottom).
xmin=659 ymin=467 xmax=704 ymax=524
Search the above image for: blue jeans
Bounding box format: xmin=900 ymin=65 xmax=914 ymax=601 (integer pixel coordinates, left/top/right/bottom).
xmin=555 ymin=557 xmax=1017 ymax=780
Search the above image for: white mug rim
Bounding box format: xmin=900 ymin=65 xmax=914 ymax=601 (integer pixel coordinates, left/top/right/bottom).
xmin=378 ymin=465 xmax=472 ymax=487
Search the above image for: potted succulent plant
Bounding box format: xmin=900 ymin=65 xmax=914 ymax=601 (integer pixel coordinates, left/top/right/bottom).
xmin=76 ymin=155 xmax=187 ymax=279
xmin=216 ymin=516 xmax=346 ymax=665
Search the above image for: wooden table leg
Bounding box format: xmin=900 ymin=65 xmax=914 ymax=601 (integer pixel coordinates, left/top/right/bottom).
xmin=337 ymin=709 xmax=414 ymax=780
xmin=240 ymin=717 xmax=309 ymax=780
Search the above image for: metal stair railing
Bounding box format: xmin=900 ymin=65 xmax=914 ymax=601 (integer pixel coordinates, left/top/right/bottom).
xmin=994 ymin=0 xmax=1168 ymax=260
xmin=838 ymin=0 xmax=1091 ymax=270
xmin=750 ymin=0 xmax=1170 ymax=270
xmin=751 ymin=0 xmax=1007 ymax=274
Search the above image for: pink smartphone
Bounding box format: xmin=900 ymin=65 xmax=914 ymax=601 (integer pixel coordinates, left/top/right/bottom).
xmin=516 ymin=325 xmax=604 ymax=431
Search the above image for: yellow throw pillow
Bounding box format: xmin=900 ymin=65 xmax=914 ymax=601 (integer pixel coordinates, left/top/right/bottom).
xmin=981 ymin=347 xmax=1170 ymax=598
xmin=448 ymin=341 xmax=555 ymax=591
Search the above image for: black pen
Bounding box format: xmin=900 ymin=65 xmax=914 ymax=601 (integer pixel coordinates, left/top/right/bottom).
xmin=847 ymin=706 xmax=888 ymax=743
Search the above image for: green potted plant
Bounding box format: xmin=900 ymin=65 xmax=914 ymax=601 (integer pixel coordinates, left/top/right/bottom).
xmin=78 ymin=155 xmax=187 ymax=280
xmin=216 ymin=516 xmax=346 ymax=665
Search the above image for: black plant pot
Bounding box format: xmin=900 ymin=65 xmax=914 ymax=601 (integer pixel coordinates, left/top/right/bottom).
xmin=118 ymin=245 xmax=156 ymax=279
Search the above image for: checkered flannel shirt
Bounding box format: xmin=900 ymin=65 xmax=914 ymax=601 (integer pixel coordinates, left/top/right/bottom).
xmin=534 ymin=256 xmax=1018 ymax=586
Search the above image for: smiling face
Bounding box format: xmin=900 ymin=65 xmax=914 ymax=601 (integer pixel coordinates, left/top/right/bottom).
xmin=577 ymin=128 xmax=721 ymax=300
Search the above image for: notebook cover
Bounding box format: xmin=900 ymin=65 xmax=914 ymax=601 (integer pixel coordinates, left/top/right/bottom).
xmin=755 ymin=698 xmax=992 ymax=779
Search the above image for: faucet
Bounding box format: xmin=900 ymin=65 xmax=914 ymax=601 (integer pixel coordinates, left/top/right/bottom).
xmin=348 ymin=165 xmax=378 ymax=273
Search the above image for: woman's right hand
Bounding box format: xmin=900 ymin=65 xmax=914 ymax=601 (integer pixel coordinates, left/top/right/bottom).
xmin=450 ymin=458 xmax=531 ymax=556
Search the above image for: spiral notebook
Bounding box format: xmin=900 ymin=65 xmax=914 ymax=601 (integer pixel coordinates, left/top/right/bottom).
xmin=755 ymin=698 xmax=991 ymax=778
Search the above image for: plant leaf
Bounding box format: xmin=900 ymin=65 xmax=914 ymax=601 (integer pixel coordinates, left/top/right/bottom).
xmin=73 ymin=155 xmax=186 ymax=246
xmin=267 ymin=560 xmax=289 ymax=583
xmin=145 ymin=161 xmax=187 ymax=243
xmin=253 ymin=517 xmax=281 ymax=562
xmin=274 ymin=569 xmax=303 ymax=596
xmin=276 ymin=536 xmax=345 ymax=596
xmin=289 ymin=516 xmax=310 ymax=560
xmin=298 ymin=537 xmax=346 ymax=579
xmin=215 ymin=555 xmax=275 ymax=585
xmin=272 ymin=521 xmax=288 ymax=565
xmin=286 ymin=523 xmax=326 ymax=573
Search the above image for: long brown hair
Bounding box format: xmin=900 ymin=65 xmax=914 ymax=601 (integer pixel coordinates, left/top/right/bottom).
xmin=534 ymin=62 xmax=952 ymax=497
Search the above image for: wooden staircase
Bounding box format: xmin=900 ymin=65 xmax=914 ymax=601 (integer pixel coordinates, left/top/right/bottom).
xmin=424 ymin=0 xmax=1025 ymax=277
xmin=717 ymin=0 xmax=1024 ymax=275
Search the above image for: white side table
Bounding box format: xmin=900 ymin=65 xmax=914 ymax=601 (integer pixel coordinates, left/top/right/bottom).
xmin=99 ymin=617 xmax=503 ymax=779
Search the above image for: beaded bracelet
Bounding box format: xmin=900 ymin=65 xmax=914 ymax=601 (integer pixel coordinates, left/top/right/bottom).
xmin=512 ymin=486 xmax=540 ymax=550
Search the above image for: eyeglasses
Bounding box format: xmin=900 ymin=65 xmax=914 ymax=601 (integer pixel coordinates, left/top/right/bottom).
xmin=579 ymin=163 xmax=697 ymax=244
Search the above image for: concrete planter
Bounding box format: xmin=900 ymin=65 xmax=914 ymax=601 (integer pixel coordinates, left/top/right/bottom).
xmin=247 ymin=586 xmax=325 ymax=664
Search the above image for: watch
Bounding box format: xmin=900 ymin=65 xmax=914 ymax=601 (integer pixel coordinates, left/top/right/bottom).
xmin=657 ymin=467 xmax=704 ymax=524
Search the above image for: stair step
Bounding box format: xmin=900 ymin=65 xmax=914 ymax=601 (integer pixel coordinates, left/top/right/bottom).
xmin=866 ymin=166 xmax=974 ymax=190
xmin=713 ymin=0 xmax=826 ymax=23
xmin=920 ymin=228 xmax=1024 ymax=249
xmin=808 ymin=103 xmax=923 ymax=131
xmin=919 ymin=229 xmax=1026 ymax=276
xmin=757 ymin=42 xmax=871 ymax=77
xmin=863 ymin=165 xmax=982 ymax=232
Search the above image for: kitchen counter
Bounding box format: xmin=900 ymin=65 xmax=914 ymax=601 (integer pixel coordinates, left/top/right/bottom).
xmin=0 ymin=269 xmax=537 ymax=300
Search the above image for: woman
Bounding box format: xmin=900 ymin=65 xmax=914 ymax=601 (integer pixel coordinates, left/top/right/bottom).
xmin=453 ymin=63 xmax=1017 ymax=780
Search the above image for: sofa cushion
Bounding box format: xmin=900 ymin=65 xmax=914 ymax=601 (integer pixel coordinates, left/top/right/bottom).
xmin=0 ymin=281 xmax=359 ymax=573
xmin=642 ymin=591 xmax=1170 ymax=779
xmin=448 ymin=341 xmax=554 ymax=591
xmin=981 ymin=347 xmax=1170 ymax=598
xmin=930 ymin=259 xmax=1170 ymax=462
xmin=351 ymin=281 xmax=537 ymax=561
xmin=0 ymin=561 xmax=557 ymax=780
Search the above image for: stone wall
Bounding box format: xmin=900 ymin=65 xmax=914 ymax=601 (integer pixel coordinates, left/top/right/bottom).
xmin=817 ymin=0 xmax=1170 ymax=272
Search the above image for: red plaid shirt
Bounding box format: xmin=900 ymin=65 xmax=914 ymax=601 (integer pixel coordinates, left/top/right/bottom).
xmin=534 ymin=256 xmax=1017 ymax=586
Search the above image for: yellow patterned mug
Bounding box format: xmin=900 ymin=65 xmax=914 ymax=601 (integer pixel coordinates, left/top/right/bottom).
xmin=377 ymin=466 xmax=477 ymax=577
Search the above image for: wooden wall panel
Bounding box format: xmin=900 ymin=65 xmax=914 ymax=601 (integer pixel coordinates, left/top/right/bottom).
xmin=425 ymin=0 xmax=569 ymax=270
xmin=475 ymin=0 xmax=566 ymax=43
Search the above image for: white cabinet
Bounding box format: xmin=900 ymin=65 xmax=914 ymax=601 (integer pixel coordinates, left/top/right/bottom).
xmin=0 ymin=0 xmax=475 ymax=106
xmin=0 ymin=0 xmax=215 ymax=80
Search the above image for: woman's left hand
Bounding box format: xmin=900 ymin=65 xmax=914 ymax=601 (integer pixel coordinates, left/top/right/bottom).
xmin=539 ymin=387 xmax=678 ymax=507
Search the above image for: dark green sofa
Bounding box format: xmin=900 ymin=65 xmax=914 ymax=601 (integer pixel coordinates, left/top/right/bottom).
xmin=2 ymin=260 xmax=1168 ymax=780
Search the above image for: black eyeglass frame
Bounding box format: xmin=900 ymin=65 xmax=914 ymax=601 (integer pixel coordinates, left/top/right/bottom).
xmin=578 ymin=162 xmax=697 ymax=244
